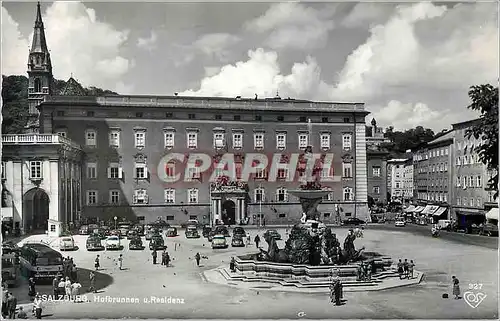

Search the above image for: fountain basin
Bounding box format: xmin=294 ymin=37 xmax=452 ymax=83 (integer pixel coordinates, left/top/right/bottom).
xmin=288 ymin=189 xmax=331 ymax=199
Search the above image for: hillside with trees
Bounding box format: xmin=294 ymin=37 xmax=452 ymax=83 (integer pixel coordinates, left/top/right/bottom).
xmin=379 ymin=126 xmax=436 ymax=158
xmin=2 ymin=75 xmax=117 ymax=134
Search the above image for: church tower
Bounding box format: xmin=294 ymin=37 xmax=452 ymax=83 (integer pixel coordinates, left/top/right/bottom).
xmin=27 ymin=2 xmax=53 ymax=133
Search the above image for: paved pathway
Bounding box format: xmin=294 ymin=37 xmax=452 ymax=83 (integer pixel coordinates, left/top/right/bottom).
xmin=6 ymin=227 xmax=498 ymax=319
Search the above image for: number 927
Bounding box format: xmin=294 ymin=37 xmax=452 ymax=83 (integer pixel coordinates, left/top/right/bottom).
xmin=469 ymin=283 xmax=483 ymax=290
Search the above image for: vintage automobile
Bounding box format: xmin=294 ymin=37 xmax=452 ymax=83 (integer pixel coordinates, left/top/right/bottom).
xmin=231 ymin=234 xmax=245 ymax=247
xmin=232 ymin=227 xmax=246 ymax=237
xmin=133 ymin=225 xmax=145 ymax=236
xmin=480 ymin=222 xmax=499 ymax=237
xmin=395 ymin=220 xmax=406 ymax=227
xmin=127 ymin=230 xmax=138 ymax=239
xmin=110 ymin=230 xmax=123 ymax=239
xmin=149 ymin=235 xmax=166 ymax=250
xmin=207 ymin=230 xmax=216 ymax=242
xmin=342 ymin=218 xmax=366 ymax=226
xmin=202 ymin=226 xmax=212 ymax=238
xmin=79 ymin=225 xmax=90 ymax=235
xmin=166 ymin=227 xmax=178 ymax=237
xmin=211 ymin=234 xmax=228 ymax=249
xmin=59 ymin=236 xmax=77 ymax=251
xmin=145 ymin=228 xmax=159 ymax=241
xmin=150 ymin=219 xmax=170 ymax=229
xmin=105 ymin=236 xmax=121 ymax=250
xmin=86 ymin=234 xmax=104 ymax=251
xmin=129 ymin=237 xmax=144 ymax=250
xmin=181 ymin=219 xmax=202 ymax=229
xmin=263 ymin=229 xmax=282 ymax=240
xmin=185 ymin=226 xmax=200 ymax=239
xmin=214 ymin=226 xmax=230 ymax=237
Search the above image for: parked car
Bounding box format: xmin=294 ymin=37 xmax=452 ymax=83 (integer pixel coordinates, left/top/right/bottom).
xmin=231 ymin=234 xmax=245 ymax=247
xmin=129 ymin=236 xmax=144 ymax=250
xmin=59 ymin=236 xmax=77 ymax=251
xmin=202 ymin=226 xmax=212 ymax=238
xmin=207 ymin=230 xmax=216 ymax=242
xmin=185 ymin=226 xmax=200 ymax=238
xmin=343 ymin=218 xmax=366 ymax=226
xmin=480 ymin=222 xmax=499 ymax=237
xmin=145 ymin=228 xmax=159 ymax=241
xmin=86 ymin=234 xmax=104 ymax=251
xmin=214 ymin=226 xmax=230 ymax=237
xmin=110 ymin=230 xmax=122 ymax=239
xmin=133 ymin=225 xmax=145 ymax=236
xmin=263 ymin=229 xmax=282 ymax=240
xmin=181 ymin=219 xmax=202 ymax=229
xmin=105 ymin=236 xmax=121 ymax=250
xmin=232 ymin=227 xmax=246 ymax=237
xmin=212 ymin=234 xmax=228 ymax=249
xmin=127 ymin=230 xmax=138 ymax=239
xmin=79 ymin=225 xmax=90 ymax=235
xmin=150 ymin=219 xmax=170 ymax=229
xmin=166 ymin=227 xmax=178 ymax=237
xmin=149 ymin=235 xmax=166 ymax=250
xmin=395 ymin=220 xmax=406 ymax=227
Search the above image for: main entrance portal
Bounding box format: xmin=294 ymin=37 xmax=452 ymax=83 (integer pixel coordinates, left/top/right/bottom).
xmin=23 ymin=188 xmax=50 ymax=232
xmin=222 ymin=200 xmax=236 ymax=225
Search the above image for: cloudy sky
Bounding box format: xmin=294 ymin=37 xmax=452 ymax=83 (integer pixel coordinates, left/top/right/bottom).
xmin=2 ymin=1 xmax=498 ymax=131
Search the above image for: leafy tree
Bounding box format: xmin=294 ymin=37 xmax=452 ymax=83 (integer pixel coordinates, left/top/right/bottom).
xmin=382 ymin=125 xmax=435 ymax=157
xmin=465 ymin=84 xmax=499 ymax=199
xmin=2 ymin=75 xmax=117 ymax=134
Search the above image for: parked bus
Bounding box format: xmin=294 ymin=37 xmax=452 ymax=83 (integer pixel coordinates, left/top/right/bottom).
xmin=2 ymin=244 xmax=20 ymax=287
xmin=19 ymin=243 xmax=63 ymax=281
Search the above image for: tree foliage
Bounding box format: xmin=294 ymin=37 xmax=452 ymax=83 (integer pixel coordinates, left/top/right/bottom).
xmin=382 ymin=125 xmax=435 ymax=157
xmin=465 ymin=84 xmax=499 ymax=199
xmin=2 ymin=75 xmax=117 ymax=134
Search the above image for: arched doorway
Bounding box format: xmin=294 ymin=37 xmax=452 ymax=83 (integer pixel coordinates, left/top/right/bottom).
xmin=221 ymin=200 xmax=236 ymax=225
xmin=23 ymin=188 xmax=50 ymax=233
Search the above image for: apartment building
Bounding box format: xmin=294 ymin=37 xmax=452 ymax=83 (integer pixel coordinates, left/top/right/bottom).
xmin=387 ymin=159 xmax=408 ymax=202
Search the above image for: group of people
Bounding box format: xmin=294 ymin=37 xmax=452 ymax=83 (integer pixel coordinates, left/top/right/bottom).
xmin=62 ymin=256 xmax=78 ymax=282
xmin=356 ymin=261 xmax=373 ymax=281
xmin=396 ymin=259 xmax=415 ymax=279
xmin=52 ymin=275 xmax=82 ymax=301
xmin=2 ymin=283 xmax=42 ymax=319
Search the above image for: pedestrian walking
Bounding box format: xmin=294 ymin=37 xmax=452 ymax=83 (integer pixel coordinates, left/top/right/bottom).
xmin=71 ymin=264 xmax=78 ymax=282
xmin=52 ymin=276 xmax=59 ymax=297
xmin=161 ymin=250 xmax=166 ymax=266
xmin=403 ymin=259 xmax=409 ymax=279
xmin=28 ymin=277 xmax=36 ymax=298
xmin=33 ymin=294 xmax=42 ymax=319
xmin=7 ymin=293 xmax=17 ymax=319
xmin=229 ymin=257 xmax=236 ymax=272
xmin=57 ymin=278 xmax=65 ymax=297
xmin=118 ymin=254 xmax=123 ymax=270
xmin=89 ymin=271 xmax=96 ymax=293
xmin=452 ymin=276 xmax=461 ymax=299
xmin=64 ymin=277 xmax=72 ymax=299
xmin=397 ymin=259 xmax=404 ymax=279
xmin=152 ymin=249 xmax=157 ymax=265
xmin=2 ymin=287 xmax=8 ymax=318
xmin=408 ymin=260 xmax=415 ymax=279
xmin=71 ymin=282 xmax=82 ymax=302
xmin=195 ymin=253 xmax=201 ymax=267
xmin=17 ymin=307 xmax=27 ymax=319
xmin=246 ymin=234 xmax=251 ymax=246
xmin=254 ymin=235 xmax=260 ymax=248
xmin=94 ymin=255 xmax=100 ymax=271
xmin=165 ymin=252 xmax=170 ymax=267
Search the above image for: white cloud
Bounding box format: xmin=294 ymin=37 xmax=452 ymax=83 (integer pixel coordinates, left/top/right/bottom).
xmin=341 ymin=3 xmax=395 ymax=29
xmin=193 ymin=33 xmax=240 ymax=62
xmin=1 ymin=7 xmax=29 ymax=76
xmin=245 ymin=2 xmax=336 ymax=50
xmin=2 ymin=2 xmax=133 ymax=92
xmin=373 ymin=100 xmax=443 ymax=130
xmin=137 ymin=31 xmax=157 ymax=51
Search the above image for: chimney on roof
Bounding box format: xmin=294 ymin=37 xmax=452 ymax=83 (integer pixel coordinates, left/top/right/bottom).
xmin=236 ymin=96 xmax=241 ymax=100
xmin=255 ymin=94 xmax=258 ymax=100
xmin=174 ymin=92 xmax=178 ymax=96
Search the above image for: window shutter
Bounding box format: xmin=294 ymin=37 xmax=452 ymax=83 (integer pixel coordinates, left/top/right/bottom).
xmin=118 ymin=167 xmax=123 ymax=179
xmin=145 ymin=167 xmax=149 ymax=179
xmin=107 ymin=167 xmax=111 ymax=179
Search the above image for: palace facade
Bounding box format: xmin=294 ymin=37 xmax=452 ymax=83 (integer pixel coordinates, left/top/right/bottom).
xmin=1 ymin=3 xmax=371 ymax=236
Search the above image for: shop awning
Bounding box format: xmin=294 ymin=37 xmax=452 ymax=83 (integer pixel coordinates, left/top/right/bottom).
xmin=414 ymin=206 xmax=425 ymax=213
xmin=422 ymin=205 xmax=440 ymax=215
xmin=404 ymin=205 xmax=416 ymax=212
xmin=433 ymin=207 xmax=447 ymax=217
xmin=486 ymin=208 xmax=499 ymax=220
xmin=1 ymin=208 xmax=13 ymax=221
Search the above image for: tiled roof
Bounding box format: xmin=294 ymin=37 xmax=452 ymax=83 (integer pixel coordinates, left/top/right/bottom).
xmin=428 ymin=130 xmax=454 ymax=145
xmin=59 ymin=77 xmax=86 ymax=96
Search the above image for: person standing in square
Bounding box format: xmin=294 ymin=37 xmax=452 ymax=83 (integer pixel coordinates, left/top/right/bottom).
xmin=118 ymin=254 xmax=123 ymax=270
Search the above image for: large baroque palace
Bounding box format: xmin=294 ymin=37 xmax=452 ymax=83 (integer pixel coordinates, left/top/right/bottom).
xmin=1 ymin=3 xmax=371 ymax=236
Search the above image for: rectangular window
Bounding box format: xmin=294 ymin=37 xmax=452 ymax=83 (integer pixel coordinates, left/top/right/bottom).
xmin=30 ymin=161 xmax=42 ymax=179
xmin=254 ymin=133 xmax=264 ymax=149
xmin=108 ymin=163 xmax=121 ymax=179
xmin=188 ymin=188 xmax=198 ymax=204
xmin=188 ymin=114 xmax=196 ymax=119
xmin=234 ymin=115 xmax=241 ymax=121
xmin=187 ymin=166 xmax=201 ymax=180
xmin=255 ymin=115 xmax=262 ymax=121
xmin=135 ymin=163 xmax=148 ymax=179
xmin=373 ymin=186 xmax=380 ymax=194
xmin=276 ymin=133 xmax=286 ymax=149
xmin=85 ymin=130 xmax=96 ymax=147
xmin=254 ymin=188 xmax=265 ymax=202
xmin=134 ymin=131 xmax=146 ymax=148
xmin=135 ymin=112 xmax=143 ymax=118
xmin=187 ymin=132 xmax=198 ymax=149
xmin=213 ymin=133 xmax=225 ymax=148
xmin=343 ymin=117 xmax=350 ymax=123
xmin=320 ymin=133 xmax=330 ymax=149
xmin=164 ymin=189 xmax=175 ymax=203
xmin=277 ymin=168 xmax=289 ymax=180
xmin=86 ymin=111 xmax=94 ymax=117
xmin=343 ymin=188 xmax=353 ymax=201
xmin=476 ymin=198 xmax=481 ymax=207
xmin=298 ymin=134 xmax=308 ymax=149
xmin=255 ymin=168 xmax=267 ymax=179
xmin=476 ymin=176 xmax=482 ymax=187
xmin=276 ymin=188 xmax=288 ymax=202
xmin=277 ymin=116 xmax=284 ymax=122
xmin=166 ymin=215 xmax=174 ymax=221
xmin=109 ymin=130 xmax=120 ymax=147
xmin=299 ymin=116 xmax=307 ymax=122
xmin=133 ymin=189 xmax=148 ymax=204
xmin=109 ymin=190 xmax=120 ymax=204
xmin=342 ymin=134 xmax=352 ymax=150
xmin=215 ymin=115 xmax=222 ymax=120
xmin=165 ymin=113 xmax=173 ymax=118
xmin=164 ymin=131 xmax=175 ymax=148
xmin=232 ymin=133 xmax=243 ymax=149
xmin=372 ymin=166 xmax=381 ymax=177
xmin=342 ymin=163 xmax=352 ymax=178
xmin=322 ymin=117 xmax=328 ymax=123
xmin=86 ymin=190 xmax=97 ymax=205
xmin=86 ymin=162 xmax=97 ymax=179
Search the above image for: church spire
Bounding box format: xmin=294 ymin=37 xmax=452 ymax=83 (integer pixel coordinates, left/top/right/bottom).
xmin=30 ymin=2 xmax=48 ymax=54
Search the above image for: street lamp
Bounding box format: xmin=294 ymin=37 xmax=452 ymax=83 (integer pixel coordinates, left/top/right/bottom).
xmin=114 ymin=216 xmax=117 ymax=230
